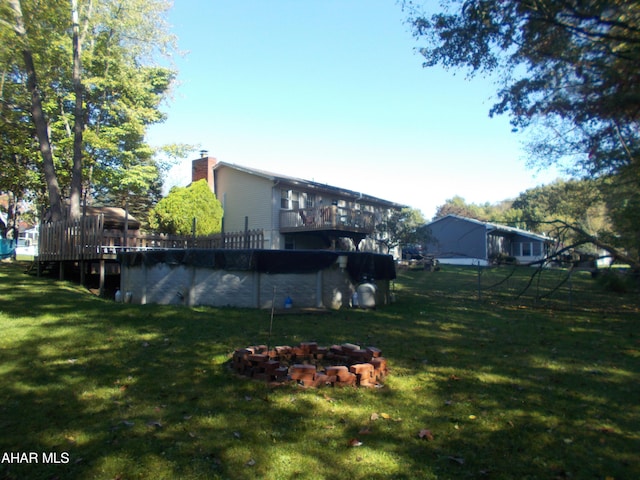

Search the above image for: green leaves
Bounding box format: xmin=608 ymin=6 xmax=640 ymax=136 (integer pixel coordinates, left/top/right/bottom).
xmin=149 ymin=179 xmax=223 ymax=236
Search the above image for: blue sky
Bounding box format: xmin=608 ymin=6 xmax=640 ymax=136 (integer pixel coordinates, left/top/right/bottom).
xmin=146 ymin=0 xmax=560 ymax=219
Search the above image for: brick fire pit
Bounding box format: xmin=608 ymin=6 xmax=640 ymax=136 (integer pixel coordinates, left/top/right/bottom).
xmin=231 ymin=342 xmax=388 ymax=388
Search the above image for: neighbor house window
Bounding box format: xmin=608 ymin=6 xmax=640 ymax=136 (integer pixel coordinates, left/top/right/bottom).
xmin=514 ymin=242 xmax=536 ymax=257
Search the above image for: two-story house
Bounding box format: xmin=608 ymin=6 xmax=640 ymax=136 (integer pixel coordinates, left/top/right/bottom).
xmin=192 ymin=154 xmax=405 ymax=253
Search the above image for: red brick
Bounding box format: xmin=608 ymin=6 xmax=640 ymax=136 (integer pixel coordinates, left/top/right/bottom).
xmin=341 ymin=343 xmax=360 ymax=352
xmin=300 ymin=342 xmax=318 ymax=353
xmin=248 ymin=354 xmax=269 ymax=364
xmin=264 ymin=360 xmax=280 ymax=373
xmin=350 ymin=363 xmax=374 ymax=378
xmin=358 ymin=378 xmax=377 ymax=387
xmin=274 ymin=366 xmax=289 ymax=380
xmin=326 ymin=365 xmax=349 ymax=378
xmin=290 ymin=364 xmax=316 ymax=381
xmin=312 ymin=373 xmax=330 ymax=387
xmin=366 ymin=346 xmax=382 ymax=358
xmin=370 ymin=358 xmax=388 ymax=378
xmin=336 ymin=372 xmax=357 ymax=386
xmin=349 ymin=349 xmax=373 ymax=362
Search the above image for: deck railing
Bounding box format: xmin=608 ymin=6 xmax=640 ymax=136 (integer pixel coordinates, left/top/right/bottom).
xmin=279 ymin=207 xmax=375 ymax=233
xmin=38 ymin=215 xmax=264 ymax=262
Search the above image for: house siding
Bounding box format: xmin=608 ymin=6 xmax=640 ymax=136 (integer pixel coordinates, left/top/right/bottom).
xmin=425 ymin=216 xmax=488 ymax=263
xmin=200 ymin=159 xmax=404 ymax=253
xmin=216 ymin=167 xmax=277 ymax=249
xmin=426 ymin=215 xmax=551 ymax=266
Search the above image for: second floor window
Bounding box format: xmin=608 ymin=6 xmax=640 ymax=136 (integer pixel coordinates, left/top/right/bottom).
xmin=281 ymin=189 xmax=300 ymax=209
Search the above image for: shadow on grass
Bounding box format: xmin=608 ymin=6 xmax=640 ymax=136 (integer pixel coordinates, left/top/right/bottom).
xmin=0 ymin=263 xmax=638 ymax=479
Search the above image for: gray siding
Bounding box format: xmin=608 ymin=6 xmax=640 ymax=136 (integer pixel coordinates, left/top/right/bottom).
xmin=426 ymin=216 xmax=487 ymax=260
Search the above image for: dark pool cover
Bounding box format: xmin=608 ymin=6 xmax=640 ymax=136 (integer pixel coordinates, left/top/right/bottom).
xmin=119 ymin=249 xmax=395 ymax=281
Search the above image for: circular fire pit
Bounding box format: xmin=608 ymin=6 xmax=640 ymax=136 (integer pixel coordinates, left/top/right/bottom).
xmin=231 ymin=342 xmax=388 ymax=388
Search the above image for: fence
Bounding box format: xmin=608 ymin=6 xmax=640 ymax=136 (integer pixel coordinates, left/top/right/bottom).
xmin=38 ymin=215 xmax=264 ymax=262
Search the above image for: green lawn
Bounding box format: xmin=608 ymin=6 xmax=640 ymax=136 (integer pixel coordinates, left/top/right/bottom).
xmin=0 ymin=261 xmax=638 ymax=479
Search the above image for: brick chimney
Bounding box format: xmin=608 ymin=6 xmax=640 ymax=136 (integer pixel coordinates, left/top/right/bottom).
xmin=192 ymin=150 xmax=216 ymax=191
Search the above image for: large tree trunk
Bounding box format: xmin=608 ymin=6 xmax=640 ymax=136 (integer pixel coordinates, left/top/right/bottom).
xmin=70 ymin=0 xmax=84 ymax=220
xmin=8 ymin=0 xmax=64 ymax=222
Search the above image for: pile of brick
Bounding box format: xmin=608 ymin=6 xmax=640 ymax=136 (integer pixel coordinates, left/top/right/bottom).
xmin=231 ymin=342 xmax=388 ymax=388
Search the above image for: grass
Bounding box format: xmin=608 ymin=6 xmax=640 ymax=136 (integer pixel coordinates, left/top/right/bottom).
xmin=0 ymin=261 xmax=638 ymax=480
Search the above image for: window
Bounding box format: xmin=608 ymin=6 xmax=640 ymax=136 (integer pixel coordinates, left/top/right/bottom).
xmin=284 ymin=235 xmax=295 ymax=250
xmin=281 ymin=189 xmax=290 ymax=209
xmin=514 ymin=242 xmax=536 ymax=257
xmin=532 ymin=242 xmax=542 ymax=256
xmin=304 ymin=193 xmax=315 ymax=209
xmin=281 ymin=189 xmax=301 ymax=209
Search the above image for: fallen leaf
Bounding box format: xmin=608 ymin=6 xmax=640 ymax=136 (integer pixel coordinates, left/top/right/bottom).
xmin=448 ymin=456 xmax=465 ymax=465
xmin=380 ymin=413 xmax=391 ymax=419
xmin=468 ymin=415 xmax=477 ymax=420
xmin=449 ymin=375 xmax=461 ymax=381
xmin=245 ymin=458 xmax=256 ymax=466
xmin=359 ymin=427 xmax=372 ymax=435
xmin=418 ymin=429 xmax=434 ymax=441
xmin=370 ymin=413 xmax=379 ymax=421
xmin=233 ymin=431 xmax=241 ymax=439
xmin=146 ymin=421 xmax=162 ymax=428
xmin=121 ymin=420 xmax=135 ymax=427
xmin=323 ymin=394 xmax=335 ymax=402
xmin=348 ymin=438 xmax=363 ymax=447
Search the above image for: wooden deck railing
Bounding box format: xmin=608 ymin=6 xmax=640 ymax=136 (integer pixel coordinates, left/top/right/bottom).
xmin=38 ymin=216 xmax=264 ymax=262
xmin=279 ymin=207 xmax=375 ymax=234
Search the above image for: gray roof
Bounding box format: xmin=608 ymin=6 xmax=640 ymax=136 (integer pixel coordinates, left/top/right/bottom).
xmin=429 ymin=214 xmax=552 ymax=242
xmin=213 ymin=161 xmax=406 ymax=209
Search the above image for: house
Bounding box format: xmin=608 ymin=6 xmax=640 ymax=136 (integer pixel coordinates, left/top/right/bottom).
xmin=192 ymin=154 xmax=405 ymax=253
xmin=423 ymin=214 xmax=553 ymax=266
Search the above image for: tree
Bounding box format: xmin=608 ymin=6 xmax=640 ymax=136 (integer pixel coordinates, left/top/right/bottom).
xmin=1 ymin=0 xmax=177 ymax=221
xmin=375 ymin=207 xmax=427 ymax=254
xmin=5 ymin=0 xmax=65 ymax=221
xmin=149 ymin=180 xmax=224 ymax=236
xmin=407 ymin=0 xmax=640 ymax=268
xmin=434 ymin=195 xmax=492 ymax=221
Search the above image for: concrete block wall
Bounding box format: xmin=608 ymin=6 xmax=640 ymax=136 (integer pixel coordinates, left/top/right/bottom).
xmin=120 ymin=261 xmax=390 ymax=309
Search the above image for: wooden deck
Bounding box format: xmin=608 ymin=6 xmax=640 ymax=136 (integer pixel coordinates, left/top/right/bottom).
xmin=279 ymin=207 xmax=375 ymax=234
xmin=37 ymin=215 xmax=264 ymax=295
xmin=38 ymin=215 xmax=264 ymax=262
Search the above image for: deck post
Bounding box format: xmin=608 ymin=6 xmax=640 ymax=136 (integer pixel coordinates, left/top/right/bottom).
xmin=316 ymin=270 xmax=324 ymax=308
xmin=99 ymin=259 xmax=106 ymax=297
